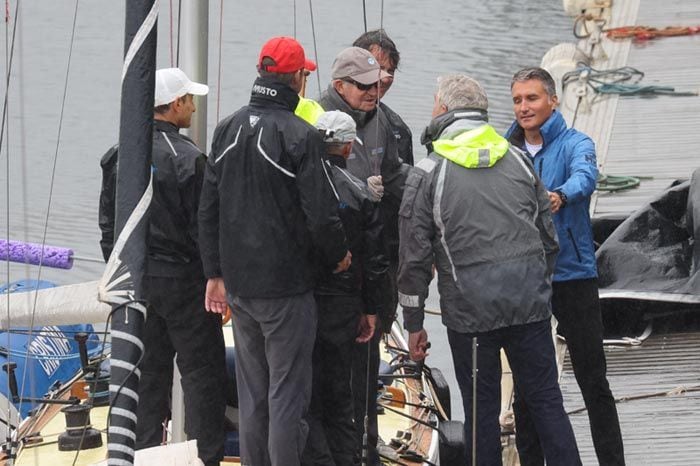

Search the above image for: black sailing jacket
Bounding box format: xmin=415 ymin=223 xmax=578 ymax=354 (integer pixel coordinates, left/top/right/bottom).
xmin=198 ymin=77 xmax=347 ymax=298
xmin=98 ymin=120 xmax=206 ymax=278
xmin=315 ymin=154 xmax=388 ymax=316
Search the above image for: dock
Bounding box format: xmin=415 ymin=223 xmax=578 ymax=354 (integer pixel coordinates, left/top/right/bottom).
xmin=506 ymin=1 xmax=700 ymax=464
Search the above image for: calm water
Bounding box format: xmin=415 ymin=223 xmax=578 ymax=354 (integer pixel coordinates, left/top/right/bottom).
xmin=0 ymin=1 xmax=572 ymax=419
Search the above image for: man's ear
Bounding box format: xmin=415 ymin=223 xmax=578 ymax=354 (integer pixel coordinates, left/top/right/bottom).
xmin=332 ymin=79 xmax=345 ymax=97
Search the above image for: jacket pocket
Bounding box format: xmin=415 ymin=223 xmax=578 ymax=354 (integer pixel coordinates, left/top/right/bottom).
xmin=566 ymin=228 xmax=582 ymax=262
xmin=398 ymin=170 xmax=423 ymax=218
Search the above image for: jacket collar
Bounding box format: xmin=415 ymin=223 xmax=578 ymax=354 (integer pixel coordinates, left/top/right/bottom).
xmin=249 ymin=76 xmax=300 ymax=112
xmin=323 ymin=153 xmax=347 ymax=168
xmin=421 ymin=108 xmax=488 ymax=151
xmin=154 ymin=119 xmax=179 ymax=134
xmin=322 ymin=84 xmax=377 ymax=128
xmin=505 ymin=109 xmax=567 ymax=149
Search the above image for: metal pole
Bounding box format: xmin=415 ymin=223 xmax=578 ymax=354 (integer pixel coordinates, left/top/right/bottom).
xmin=168 ymin=0 xmax=208 ymax=443
xmin=178 ymin=0 xmax=209 ymax=150
xmin=472 ymin=336 xmax=478 ymax=466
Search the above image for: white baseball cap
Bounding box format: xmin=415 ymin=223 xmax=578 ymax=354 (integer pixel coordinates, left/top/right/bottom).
xmin=154 ymin=68 xmax=209 ymax=107
xmin=315 ymin=111 xmax=357 ymax=143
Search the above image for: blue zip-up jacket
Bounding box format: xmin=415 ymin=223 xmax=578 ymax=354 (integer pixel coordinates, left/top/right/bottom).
xmin=506 ymin=110 xmax=598 ymax=282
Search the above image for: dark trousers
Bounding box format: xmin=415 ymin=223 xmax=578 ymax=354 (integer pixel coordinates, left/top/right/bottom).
xmin=448 ymin=319 xmax=581 ymax=466
xmin=135 ymin=275 xmax=226 ymax=466
xmin=230 ymin=291 xmax=316 ymax=466
xmin=514 ymin=278 xmax=625 ymax=466
xmin=302 ymin=295 xmax=360 ymax=466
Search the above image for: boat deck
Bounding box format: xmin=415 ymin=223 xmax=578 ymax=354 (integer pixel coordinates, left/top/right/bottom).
xmin=561 ymin=332 xmax=700 ymax=465
xmin=562 ymin=0 xmax=700 ymax=218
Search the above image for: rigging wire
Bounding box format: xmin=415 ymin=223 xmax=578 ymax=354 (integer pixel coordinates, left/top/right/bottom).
xmin=15 ymin=0 xmax=82 ymax=423
xmin=362 ymin=0 xmax=367 ymax=33
xmin=168 ymin=0 xmax=174 ymax=66
xmin=2 ymin=0 xmax=21 ymax=459
xmin=215 ymin=0 xmax=223 ymax=122
xmin=176 ymin=0 xmax=181 ymax=66
xmin=307 ymin=0 xmax=321 ymax=97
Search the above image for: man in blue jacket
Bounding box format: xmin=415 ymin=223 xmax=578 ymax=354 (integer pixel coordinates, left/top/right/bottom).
xmin=506 ymin=67 xmax=625 ymax=466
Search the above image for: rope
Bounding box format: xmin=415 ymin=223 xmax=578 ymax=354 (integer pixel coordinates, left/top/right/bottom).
xmin=607 ymin=24 xmax=700 ymax=42
xmin=562 ymin=64 xmax=698 ymax=98
xmin=596 ymin=174 xmax=643 ymax=192
xmin=567 ymin=384 xmax=700 ymax=415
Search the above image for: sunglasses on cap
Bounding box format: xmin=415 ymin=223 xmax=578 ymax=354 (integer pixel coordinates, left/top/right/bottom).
xmin=342 ymin=78 xmax=377 ymax=92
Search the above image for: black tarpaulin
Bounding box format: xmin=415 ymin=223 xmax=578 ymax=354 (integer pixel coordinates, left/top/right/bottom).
xmin=596 ymin=169 xmax=700 ymax=304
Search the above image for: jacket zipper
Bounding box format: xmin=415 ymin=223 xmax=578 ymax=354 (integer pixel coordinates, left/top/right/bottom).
xmin=538 ymin=159 xmax=543 ymax=178
xmin=566 ymin=228 xmax=582 ymax=262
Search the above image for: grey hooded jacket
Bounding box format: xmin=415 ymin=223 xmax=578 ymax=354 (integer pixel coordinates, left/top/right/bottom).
xmin=398 ymin=111 xmax=559 ymax=333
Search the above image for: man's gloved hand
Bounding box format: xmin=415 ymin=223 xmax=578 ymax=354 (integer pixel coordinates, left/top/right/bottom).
xmin=367 ymin=175 xmax=384 ymax=202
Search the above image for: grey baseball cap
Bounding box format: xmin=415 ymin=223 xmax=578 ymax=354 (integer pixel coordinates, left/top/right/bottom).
xmin=316 ymin=111 xmax=357 ymax=143
xmin=331 ymin=47 xmax=391 ymax=85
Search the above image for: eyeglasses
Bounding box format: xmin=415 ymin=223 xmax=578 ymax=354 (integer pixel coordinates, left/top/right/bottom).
xmin=342 ymin=79 xmax=377 ymax=92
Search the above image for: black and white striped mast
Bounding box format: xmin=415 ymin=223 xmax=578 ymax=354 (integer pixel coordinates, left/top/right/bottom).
xmin=102 ymin=1 xmax=158 ymax=464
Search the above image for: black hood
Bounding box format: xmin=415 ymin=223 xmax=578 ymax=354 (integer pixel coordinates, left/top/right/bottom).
xmin=249 ymin=76 xmax=300 ymax=112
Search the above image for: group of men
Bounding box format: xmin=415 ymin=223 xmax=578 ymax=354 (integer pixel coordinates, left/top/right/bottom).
xmin=99 ymin=29 xmax=625 ymax=466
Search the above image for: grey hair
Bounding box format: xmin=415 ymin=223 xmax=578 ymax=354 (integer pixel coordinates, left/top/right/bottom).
xmin=436 ymin=74 xmax=488 ymax=112
xmin=511 ymin=67 xmax=557 ymax=97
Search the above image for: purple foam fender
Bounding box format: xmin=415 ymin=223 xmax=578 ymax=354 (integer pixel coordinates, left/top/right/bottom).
xmin=0 ymin=239 xmax=74 ymax=269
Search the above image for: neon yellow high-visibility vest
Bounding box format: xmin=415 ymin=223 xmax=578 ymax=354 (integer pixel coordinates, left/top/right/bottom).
xmin=295 ymin=97 xmax=325 ymax=125
xmin=432 ymin=124 xmax=509 ymax=168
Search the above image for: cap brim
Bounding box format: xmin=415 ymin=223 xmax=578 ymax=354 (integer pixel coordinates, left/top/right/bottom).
xmin=186 ymin=82 xmax=209 ymax=96
xmin=304 ymin=59 xmax=317 ymax=72
xmin=351 ymin=69 xmax=391 ymax=85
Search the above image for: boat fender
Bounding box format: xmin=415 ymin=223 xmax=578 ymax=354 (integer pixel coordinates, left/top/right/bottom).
xmin=438 ymin=419 xmax=466 ymax=466
xmin=427 ymin=366 xmax=451 ymax=420
xmin=562 ymin=0 xmax=610 ymax=17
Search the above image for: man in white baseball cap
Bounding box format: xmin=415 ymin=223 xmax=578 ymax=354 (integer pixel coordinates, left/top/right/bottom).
xmin=99 ymin=67 xmax=226 ymax=466
xmin=154 ymin=67 xmax=209 ymax=107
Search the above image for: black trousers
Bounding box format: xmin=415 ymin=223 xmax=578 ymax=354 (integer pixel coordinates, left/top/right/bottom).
xmin=302 ymin=295 xmax=360 ymax=466
xmin=514 ymin=278 xmax=625 ymax=466
xmin=135 ymin=275 xmax=226 ymax=466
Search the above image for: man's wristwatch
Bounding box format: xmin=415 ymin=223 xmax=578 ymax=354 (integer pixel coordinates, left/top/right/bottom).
xmin=554 ymin=190 xmax=567 ymax=207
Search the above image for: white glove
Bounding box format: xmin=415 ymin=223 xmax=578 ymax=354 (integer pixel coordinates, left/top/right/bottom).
xmin=367 ymin=175 xmax=384 ymax=202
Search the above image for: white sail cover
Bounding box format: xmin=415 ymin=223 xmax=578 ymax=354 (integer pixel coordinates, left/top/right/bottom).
xmin=0 ymin=280 xmax=111 ymax=328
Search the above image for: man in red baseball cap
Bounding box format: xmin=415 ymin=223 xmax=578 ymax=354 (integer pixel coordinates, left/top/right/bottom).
xmin=257 ymin=36 xmax=317 ymax=74
xmin=199 ymin=37 xmax=350 ymax=466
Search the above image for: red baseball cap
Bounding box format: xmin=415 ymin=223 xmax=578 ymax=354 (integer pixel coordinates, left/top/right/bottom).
xmin=258 ymin=36 xmax=317 ymax=73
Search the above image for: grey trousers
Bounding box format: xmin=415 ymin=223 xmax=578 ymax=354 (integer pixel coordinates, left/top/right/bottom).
xmin=230 ymin=291 xmax=317 ymax=466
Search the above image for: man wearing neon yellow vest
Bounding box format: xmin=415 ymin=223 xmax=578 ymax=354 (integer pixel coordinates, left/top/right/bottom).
xmin=398 ymin=74 xmax=581 ymax=466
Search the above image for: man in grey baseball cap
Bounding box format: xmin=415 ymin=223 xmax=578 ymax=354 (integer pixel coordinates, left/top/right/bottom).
xmin=320 ymin=46 xmax=409 ymax=466
xmin=331 ymin=46 xmax=391 ymax=86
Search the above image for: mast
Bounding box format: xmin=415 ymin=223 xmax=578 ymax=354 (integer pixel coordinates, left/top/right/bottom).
xmin=105 ymin=1 xmax=158 ymax=465
xmin=169 ymin=0 xmax=209 ymax=443
xmin=178 ymin=0 xmax=209 ymax=149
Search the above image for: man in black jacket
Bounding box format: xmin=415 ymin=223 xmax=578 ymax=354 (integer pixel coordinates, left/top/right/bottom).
xmin=319 ymin=45 xmax=408 ymax=466
xmin=302 ymin=110 xmax=389 ymax=466
xmin=98 ymin=67 xmax=226 ymax=466
xmin=198 ymin=37 xmax=350 ymax=466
